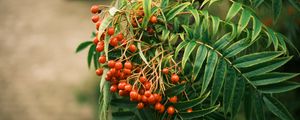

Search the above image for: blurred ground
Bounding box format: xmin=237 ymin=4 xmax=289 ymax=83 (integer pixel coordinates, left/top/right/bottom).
xmin=0 ymin=0 xmax=109 ymax=120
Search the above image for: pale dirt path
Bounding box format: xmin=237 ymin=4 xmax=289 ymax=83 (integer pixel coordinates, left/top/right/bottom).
xmin=0 ymin=0 xmax=109 ymax=120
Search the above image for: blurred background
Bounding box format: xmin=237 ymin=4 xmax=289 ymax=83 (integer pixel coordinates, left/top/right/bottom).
xmin=0 ymin=0 xmax=299 ymax=120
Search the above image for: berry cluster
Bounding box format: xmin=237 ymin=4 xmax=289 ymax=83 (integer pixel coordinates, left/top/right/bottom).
xmin=89 ymin=3 xmax=193 ymax=116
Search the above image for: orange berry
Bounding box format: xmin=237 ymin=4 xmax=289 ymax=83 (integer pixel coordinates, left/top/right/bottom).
xmin=167 ymin=106 xmax=175 ymax=115
xmin=169 ymin=96 xmax=178 ymax=103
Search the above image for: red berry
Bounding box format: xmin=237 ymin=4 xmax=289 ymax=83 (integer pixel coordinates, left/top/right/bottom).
xmin=142 ymin=95 xmax=148 ymax=103
xmin=167 ymin=106 xmax=175 ymax=115
xmin=137 ymin=102 xmax=144 ymax=110
xmin=100 ymin=33 xmax=105 ymax=40
xmin=129 ymin=44 xmax=137 ymax=52
xmin=93 ymin=37 xmax=99 ymax=45
xmin=91 ymin=5 xmax=99 ymax=14
xmin=187 ymin=108 xmax=193 ymax=113
xmin=121 ymin=39 xmax=127 ymax=46
xmin=118 ymin=82 xmax=126 ymax=90
xmin=115 ymin=61 xmax=123 ymax=70
xmin=123 ymin=68 xmax=132 ymax=75
xmin=159 ymin=105 xmax=165 ymax=113
xmin=124 ymin=84 xmax=132 ymax=92
xmin=110 ymin=84 xmax=118 ymax=92
xmin=98 ymin=55 xmax=106 ymax=63
xmin=96 ymin=68 xmax=103 ymax=76
xmin=111 ymin=78 xmax=118 ymax=85
xmin=169 ymin=96 xmax=178 ymax=103
xmin=144 ymin=82 xmax=151 ymax=90
xmin=162 ymin=68 xmax=169 ymax=74
xmin=96 ymin=44 xmax=104 ymax=52
xmin=109 ymin=68 xmax=116 ymax=74
xmin=171 ymin=74 xmax=179 ymax=83
xmin=137 ymin=94 xmax=142 ymax=102
xmin=139 ymin=76 xmax=147 ymax=83
xmin=130 ymin=91 xmax=138 ymax=100
xmin=153 ymin=94 xmax=161 ymax=102
xmin=148 ymin=94 xmax=156 ymax=104
xmin=144 ymin=90 xmax=151 ymax=97
xmin=150 ymin=16 xmax=158 ymax=24
xmin=116 ymin=33 xmax=124 ymax=41
xmin=108 ymin=60 xmax=116 ymax=68
xmin=147 ymin=27 xmax=154 ymax=34
xmin=92 ymin=15 xmax=99 ymax=23
xmin=124 ymin=61 xmax=133 ymax=69
xmin=98 ymin=40 xmax=104 ymax=46
xmin=155 ymin=103 xmax=163 ymax=111
xmin=119 ymin=90 xmax=126 ymax=96
xmin=109 ymin=37 xmax=118 ymax=47
xmin=96 ymin=21 xmax=101 ymax=29
xmin=107 ymin=27 xmax=115 ymax=36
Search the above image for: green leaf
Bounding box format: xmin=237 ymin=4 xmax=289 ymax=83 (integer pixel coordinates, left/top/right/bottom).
xmin=253 ymin=0 xmax=264 ymax=8
xmin=201 ymin=50 xmax=218 ymax=95
xmin=223 ymin=67 xmax=237 ymax=113
xmin=258 ymin=82 xmax=300 ymax=93
xmin=189 ymin=8 xmax=200 ymax=27
xmin=166 ymin=2 xmax=190 ymax=21
xmin=213 ymin=33 xmax=232 ymax=50
xmin=252 ymin=17 xmax=262 ymax=41
xmin=211 ymin=16 xmax=220 ymax=37
xmin=97 ymin=15 xmax=113 ymax=38
xmin=87 ymin=44 xmax=96 ymax=68
xmin=192 ymin=45 xmax=208 ymax=81
xmin=263 ymin=95 xmax=294 ymax=120
xmin=243 ymin=57 xmax=292 ymax=77
xmin=272 ymin=0 xmax=282 ymax=23
xmin=209 ymin=0 xmax=220 ymax=6
xmin=231 ymin=77 xmax=245 ymax=119
xmin=254 ymin=92 xmax=265 ymax=120
xmin=226 ymin=2 xmax=242 ymax=21
xmin=160 ymin=0 xmax=169 ymax=9
xmin=112 ymin=111 xmax=135 ymax=120
xmin=165 ymin=83 xmax=186 ymax=97
xmin=175 ymin=92 xmax=210 ymax=111
xmin=238 ymin=9 xmax=251 ymax=35
xmin=182 ymin=41 xmax=197 ymax=70
xmin=224 ymin=38 xmax=251 ymax=58
xmin=265 ymin=28 xmax=279 ymax=51
xmin=244 ymin=89 xmax=254 ymax=120
xmin=138 ymin=42 xmax=150 ymax=67
xmin=179 ymin=104 xmax=220 ymax=119
xmin=93 ymin=52 xmax=99 ymax=70
xmin=251 ymin=73 xmax=300 ymax=86
xmin=175 ymin=41 xmax=188 ymax=59
xmin=288 ymin=0 xmax=300 ymax=12
xmin=76 ymin=41 xmax=93 ymax=53
xmin=160 ymin=28 xmax=170 ymax=41
xmin=234 ymin=51 xmax=283 ymax=68
xmin=142 ymin=0 xmax=152 ymax=28
xmin=211 ymin=59 xmax=227 ymax=105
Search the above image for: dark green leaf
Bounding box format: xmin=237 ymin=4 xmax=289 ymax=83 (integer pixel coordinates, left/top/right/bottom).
xmin=231 ymin=77 xmax=245 ymax=119
xmin=165 ymin=83 xmax=186 ymax=97
xmin=254 ymin=92 xmax=265 ymax=120
xmin=211 ymin=59 xmax=227 ymax=105
xmin=142 ymin=0 xmax=152 ymax=28
xmin=192 ymin=45 xmax=208 ymax=81
xmin=263 ymin=95 xmax=294 ymax=120
xmin=201 ymin=50 xmax=218 ymax=95
xmin=244 ymin=57 xmax=292 ymax=77
xmin=160 ymin=0 xmax=169 ymax=9
xmin=265 ymin=28 xmax=279 ymax=51
xmin=252 ymin=17 xmax=262 ymax=41
xmin=234 ymin=51 xmax=283 ymax=68
xmin=179 ymin=104 xmax=220 ymax=119
xmin=238 ymin=9 xmax=251 ymax=35
xmin=211 ymin=16 xmax=220 ymax=37
xmin=223 ymin=67 xmax=237 ymax=113
xmin=258 ymin=82 xmax=300 ymax=93
xmin=76 ymin=41 xmax=93 ymax=53
xmin=175 ymin=92 xmax=210 ymax=111
xmin=224 ymin=38 xmax=251 ymax=58
xmin=272 ymin=0 xmax=282 ymax=23
xmin=112 ymin=111 xmax=135 ymax=120
xmin=166 ymin=2 xmax=190 ymax=21
xmin=213 ymin=33 xmax=232 ymax=50
xmin=87 ymin=44 xmax=96 ymax=68
xmin=288 ymin=0 xmax=300 ymax=12
xmin=175 ymin=41 xmax=188 ymax=59
xmin=251 ymin=73 xmax=300 ymax=86
xmin=182 ymin=41 xmax=197 ymax=70
xmin=226 ymin=2 xmax=242 ymax=21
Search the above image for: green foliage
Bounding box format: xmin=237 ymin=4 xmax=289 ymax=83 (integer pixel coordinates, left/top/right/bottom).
xmin=76 ymin=0 xmax=300 ymax=120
